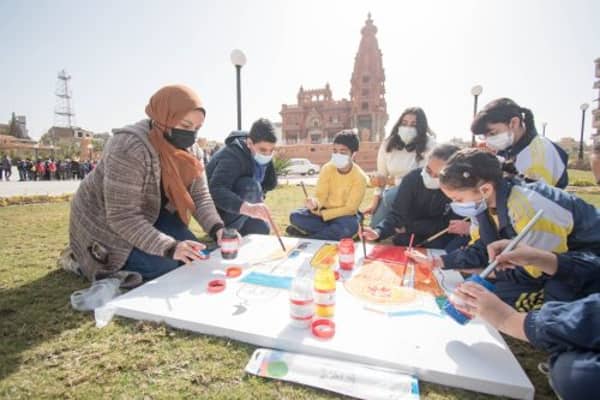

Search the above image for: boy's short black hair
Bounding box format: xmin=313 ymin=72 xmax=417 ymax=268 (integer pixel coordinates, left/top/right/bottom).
xmin=249 ymin=118 xmax=277 ymax=144
xmin=333 ymin=129 xmax=360 ymax=153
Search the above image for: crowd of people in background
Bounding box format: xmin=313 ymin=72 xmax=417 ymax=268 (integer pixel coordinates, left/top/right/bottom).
xmin=1 ymin=154 xmax=12 ymax=181
xmin=0 ymin=155 xmax=97 ymax=181
xmin=0 ymin=144 xmax=219 ymax=183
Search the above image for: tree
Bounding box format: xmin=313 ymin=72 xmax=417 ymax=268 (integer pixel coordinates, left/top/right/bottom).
xmin=56 ymin=142 xmax=80 ymax=159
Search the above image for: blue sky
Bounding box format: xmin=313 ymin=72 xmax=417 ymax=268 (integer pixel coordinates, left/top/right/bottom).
xmin=1 ymin=0 xmax=599 ymax=143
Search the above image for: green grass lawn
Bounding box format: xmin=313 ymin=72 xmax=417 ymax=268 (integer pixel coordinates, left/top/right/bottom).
xmin=2 ymin=184 xmax=599 ymax=399
xmin=567 ymin=168 xmax=596 ymax=184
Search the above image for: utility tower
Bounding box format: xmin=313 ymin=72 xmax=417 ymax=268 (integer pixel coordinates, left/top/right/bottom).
xmin=54 ymin=69 xmax=76 ymax=128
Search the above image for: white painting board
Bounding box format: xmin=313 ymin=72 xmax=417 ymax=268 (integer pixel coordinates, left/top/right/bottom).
xmin=107 ymin=234 xmax=534 ymax=399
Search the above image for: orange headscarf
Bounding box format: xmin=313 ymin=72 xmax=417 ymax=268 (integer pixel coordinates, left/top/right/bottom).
xmin=145 ymin=85 xmax=205 ymax=225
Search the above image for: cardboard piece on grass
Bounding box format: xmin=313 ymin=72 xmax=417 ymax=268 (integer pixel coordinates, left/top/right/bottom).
xmin=245 ymin=348 xmax=420 ymax=400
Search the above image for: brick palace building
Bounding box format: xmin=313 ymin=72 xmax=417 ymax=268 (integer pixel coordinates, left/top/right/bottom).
xmin=277 ymin=13 xmax=388 ymax=171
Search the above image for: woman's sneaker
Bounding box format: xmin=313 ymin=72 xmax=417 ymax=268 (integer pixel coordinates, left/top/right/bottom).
xmin=58 ymin=247 xmax=82 ymax=277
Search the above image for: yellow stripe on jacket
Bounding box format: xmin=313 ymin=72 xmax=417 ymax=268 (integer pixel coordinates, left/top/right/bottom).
xmin=314 ymin=162 xmax=368 ymax=221
xmin=515 ymin=135 xmax=566 ymax=187
xmin=507 ymin=186 xmax=574 ymax=277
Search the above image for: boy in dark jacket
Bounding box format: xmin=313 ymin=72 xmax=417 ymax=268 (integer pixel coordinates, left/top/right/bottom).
xmin=206 ymin=118 xmax=278 ymax=236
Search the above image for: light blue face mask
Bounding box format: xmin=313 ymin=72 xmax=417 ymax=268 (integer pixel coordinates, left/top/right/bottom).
xmin=450 ymin=199 xmax=488 ymax=218
xmin=254 ymin=153 xmax=273 ymax=165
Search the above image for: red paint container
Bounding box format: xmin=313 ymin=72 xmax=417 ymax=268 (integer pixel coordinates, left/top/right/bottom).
xmin=338 ymin=238 xmax=355 ymax=270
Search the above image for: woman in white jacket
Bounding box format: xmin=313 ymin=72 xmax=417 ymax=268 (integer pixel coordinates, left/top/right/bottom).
xmin=364 ymin=107 xmax=435 ymax=227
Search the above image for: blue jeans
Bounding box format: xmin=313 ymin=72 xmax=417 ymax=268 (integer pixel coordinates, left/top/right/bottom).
xmin=369 ymin=186 xmax=399 ymax=228
xmin=549 ymin=351 xmax=599 ymax=400
xmin=123 ymin=208 xmax=197 ymax=280
xmin=290 ymin=208 xmax=359 ymax=241
xmin=220 ymin=177 xmax=270 ymax=236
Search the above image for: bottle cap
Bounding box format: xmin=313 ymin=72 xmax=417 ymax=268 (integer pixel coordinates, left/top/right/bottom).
xmin=311 ymin=318 xmax=335 ymax=339
xmin=226 ymin=266 xmax=242 ymax=278
xmin=207 ymin=279 xmax=226 ymax=293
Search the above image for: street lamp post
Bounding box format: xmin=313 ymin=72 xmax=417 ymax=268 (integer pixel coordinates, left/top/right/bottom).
xmin=542 ymin=122 xmax=547 ymax=137
xmin=230 ymin=49 xmax=247 ymax=130
xmin=33 ymin=143 xmax=39 ymax=160
xmin=470 ymin=85 xmax=483 ymax=146
xmin=579 ymin=103 xmax=589 ymax=161
xmin=87 ymin=143 xmax=93 ymax=161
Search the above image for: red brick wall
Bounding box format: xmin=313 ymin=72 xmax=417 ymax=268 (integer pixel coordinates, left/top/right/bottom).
xmin=276 ymin=142 xmax=380 ymax=172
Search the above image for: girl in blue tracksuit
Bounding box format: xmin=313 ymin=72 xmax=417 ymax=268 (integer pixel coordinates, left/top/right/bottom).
xmin=455 ymin=262 xmax=600 ymax=400
xmin=418 ymin=148 xmax=600 ymax=311
xmin=471 ymin=97 xmax=569 ymax=188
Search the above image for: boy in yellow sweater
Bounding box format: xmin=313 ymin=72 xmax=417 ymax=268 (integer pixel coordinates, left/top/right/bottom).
xmin=287 ymin=130 xmax=368 ymax=240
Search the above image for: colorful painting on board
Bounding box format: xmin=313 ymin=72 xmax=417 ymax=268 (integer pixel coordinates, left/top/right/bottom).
xmin=346 ymin=245 xmax=446 ymax=309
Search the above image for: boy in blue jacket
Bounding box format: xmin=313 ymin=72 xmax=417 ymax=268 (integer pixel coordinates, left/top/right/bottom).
xmin=206 ymin=119 xmax=278 ymax=236
xmin=454 ymin=241 xmax=600 ymax=400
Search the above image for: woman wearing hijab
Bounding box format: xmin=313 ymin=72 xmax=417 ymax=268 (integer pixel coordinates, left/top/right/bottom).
xmin=68 ymin=85 xmax=225 ymax=282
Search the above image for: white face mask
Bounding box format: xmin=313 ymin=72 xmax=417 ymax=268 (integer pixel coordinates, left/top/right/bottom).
xmin=253 ymin=153 xmax=273 ymax=165
xmin=331 ymin=153 xmax=350 ymax=169
xmin=421 ymin=168 xmax=440 ymax=189
xmin=486 ymin=131 xmax=514 ymax=151
xmin=398 ymin=126 xmax=418 ymax=144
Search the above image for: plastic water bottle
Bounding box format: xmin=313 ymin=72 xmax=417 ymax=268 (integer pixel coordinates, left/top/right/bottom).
xmin=289 ymin=276 xmax=314 ymax=328
xmin=314 ymin=265 xmax=336 ymax=318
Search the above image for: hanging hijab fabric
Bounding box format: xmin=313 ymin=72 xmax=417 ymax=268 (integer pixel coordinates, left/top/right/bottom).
xmin=145 ymin=85 xmax=206 ymax=225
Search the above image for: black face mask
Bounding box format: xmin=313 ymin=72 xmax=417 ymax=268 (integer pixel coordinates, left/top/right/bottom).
xmin=165 ymin=128 xmax=197 ymax=149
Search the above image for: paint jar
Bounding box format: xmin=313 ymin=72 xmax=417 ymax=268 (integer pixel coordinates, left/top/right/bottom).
xmin=289 ymin=276 xmax=314 ymax=328
xmin=443 ymin=275 xmax=496 ymax=325
xmin=338 ymin=238 xmax=355 ymax=270
xmin=220 ymin=228 xmax=240 ymax=260
xmin=314 ymin=265 xmax=336 ymax=318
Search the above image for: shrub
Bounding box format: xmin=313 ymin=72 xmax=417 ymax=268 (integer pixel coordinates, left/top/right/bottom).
xmin=272 ymin=156 xmax=291 ymax=176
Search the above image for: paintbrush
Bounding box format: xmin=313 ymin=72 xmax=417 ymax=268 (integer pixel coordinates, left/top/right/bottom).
xmin=402 ymin=233 xmax=416 ymax=288
xmin=415 ymin=217 xmax=470 ymax=247
xmin=408 ymin=233 xmax=415 ymax=253
xmin=479 ymin=209 xmax=544 ymax=278
xmin=265 ymin=209 xmax=286 ymax=252
xmin=300 ymin=181 xmax=308 ymax=198
xmin=358 ymin=217 xmax=367 ymax=258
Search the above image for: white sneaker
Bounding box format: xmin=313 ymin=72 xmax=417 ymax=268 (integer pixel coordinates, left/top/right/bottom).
xmin=58 ymin=247 xmax=82 ymax=276
xmin=538 ymin=361 xmax=563 ymax=400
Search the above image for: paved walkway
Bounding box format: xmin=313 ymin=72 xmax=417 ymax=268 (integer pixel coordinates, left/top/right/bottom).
xmin=0 ymin=173 xmax=318 ymax=198
xmin=0 ymin=179 xmax=82 ymax=197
